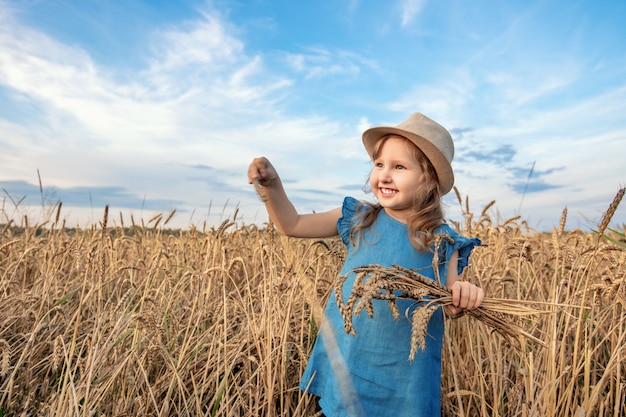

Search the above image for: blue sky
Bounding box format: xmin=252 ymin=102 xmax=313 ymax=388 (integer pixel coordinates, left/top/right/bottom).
xmin=0 ymin=0 xmax=624 ymax=231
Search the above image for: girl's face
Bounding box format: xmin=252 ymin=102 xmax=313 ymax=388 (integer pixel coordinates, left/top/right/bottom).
xmin=369 ymin=135 xmax=436 ymax=223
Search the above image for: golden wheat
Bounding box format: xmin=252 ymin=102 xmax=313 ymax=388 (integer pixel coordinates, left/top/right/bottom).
xmin=0 ymin=190 xmax=624 ymax=416
xmin=0 ymin=339 xmax=9 ymax=378
xmin=597 ymin=187 xmax=625 ymax=239
xmin=409 ymin=305 xmax=439 ymax=360
xmin=339 ymin=264 xmax=548 ymax=355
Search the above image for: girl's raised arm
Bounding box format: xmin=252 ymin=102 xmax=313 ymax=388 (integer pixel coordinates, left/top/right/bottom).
xmin=248 ymin=157 xmax=341 ymax=238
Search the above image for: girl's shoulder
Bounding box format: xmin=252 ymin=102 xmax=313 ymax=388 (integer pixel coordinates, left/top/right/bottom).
xmin=342 ymin=196 xmax=371 ymax=210
xmin=337 ymin=197 xmax=373 ymax=244
xmin=434 ymin=223 xmax=457 ymax=236
xmin=339 ymin=196 xmax=372 ymax=218
xmin=433 ymin=223 xmax=482 ymax=267
xmin=434 ymin=223 xmax=480 ymax=244
xmin=338 ymin=197 xmax=357 ymax=243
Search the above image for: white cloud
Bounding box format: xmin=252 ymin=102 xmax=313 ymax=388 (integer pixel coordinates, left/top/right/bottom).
xmin=148 ymin=12 xmax=243 ymax=72
xmin=0 ymin=1 xmax=373 ymax=229
xmin=0 ymin=17 xmax=180 ymax=144
xmin=485 ymin=68 xmax=580 ymax=107
xmin=0 ymin=6 xmax=292 ymax=156
xmin=400 ymin=0 xmax=427 ymax=26
xmin=387 ymin=70 xmax=475 ymax=124
xmin=283 ymin=47 xmax=375 ymax=79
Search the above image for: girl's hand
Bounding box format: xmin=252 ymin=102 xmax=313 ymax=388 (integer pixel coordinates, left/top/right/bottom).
xmin=246 ymin=157 xmax=342 ymax=238
xmin=248 ymin=157 xmax=279 ymax=187
xmin=447 ymin=281 xmax=484 ymax=316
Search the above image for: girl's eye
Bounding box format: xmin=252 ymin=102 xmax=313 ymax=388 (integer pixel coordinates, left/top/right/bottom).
xmin=375 ymin=162 xmax=384 ymax=168
xmin=395 ymin=165 xmax=405 ymax=170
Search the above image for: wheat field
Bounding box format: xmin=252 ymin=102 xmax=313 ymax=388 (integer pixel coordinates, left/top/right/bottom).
xmin=0 ymin=189 xmax=624 ymax=416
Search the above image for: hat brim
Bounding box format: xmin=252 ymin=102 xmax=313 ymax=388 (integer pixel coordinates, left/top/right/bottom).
xmin=362 ymin=126 xmax=454 ymax=195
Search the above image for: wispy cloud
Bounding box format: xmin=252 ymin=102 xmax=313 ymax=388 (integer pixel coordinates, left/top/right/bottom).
xmin=0 ymin=2 xmax=378 ymax=227
xmin=399 ymin=0 xmax=427 ymax=26
xmin=283 ymin=47 xmax=376 ymax=79
xmin=148 ymin=12 xmax=243 ymax=73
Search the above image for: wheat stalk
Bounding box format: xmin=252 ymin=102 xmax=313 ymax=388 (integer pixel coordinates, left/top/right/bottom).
xmin=0 ymin=339 xmax=9 ymax=378
xmin=338 ymin=264 xmax=548 ymax=359
xmin=52 ymin=335 xmax=63 ymax=373
xmin=597 ymin=187 xmax=625 ymax=240
xmin=558 ymin=207 xmax=568 ymax=236
xmin=410 ymin=305 xmax=439 ymax=360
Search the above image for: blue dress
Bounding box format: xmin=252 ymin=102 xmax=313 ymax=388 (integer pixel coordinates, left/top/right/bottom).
xmin=299 ymin=197 xmax=481 ymax=417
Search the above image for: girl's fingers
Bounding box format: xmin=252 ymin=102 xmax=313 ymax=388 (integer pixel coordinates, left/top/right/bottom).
xmin=451 ymin=282 xmax=460 ymax=308
xmin=248 ymin=157 xmax=268 ymax=183
xmin=451 ymin=281 xmax=484 ymax=311
xmin=446 ymin=304 xmax=463 ymax=317
xmin=248 ymin=157 xmax=278 ymax=189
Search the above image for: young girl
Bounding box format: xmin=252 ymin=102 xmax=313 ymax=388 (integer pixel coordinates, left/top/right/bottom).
xmin=247 ymin=112 xmax=484 ymax=416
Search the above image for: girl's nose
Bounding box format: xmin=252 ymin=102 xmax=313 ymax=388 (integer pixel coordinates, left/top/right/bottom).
xmin=379 ymin=168 xmax=392 ymax=183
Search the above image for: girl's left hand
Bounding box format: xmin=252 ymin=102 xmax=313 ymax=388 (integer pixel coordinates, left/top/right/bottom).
xmin=447 ymin=281 xmax=484 ymax=316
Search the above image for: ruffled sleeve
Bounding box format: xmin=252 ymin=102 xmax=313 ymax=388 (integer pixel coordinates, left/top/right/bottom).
xmin=436 ymin=225 xmax=481 ymax=284
xmin=337 ymin=197 xmax=358 ymax=246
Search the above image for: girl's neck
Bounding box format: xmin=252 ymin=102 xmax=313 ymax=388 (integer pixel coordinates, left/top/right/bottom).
xmin=381 ymin=207 xmax=411 ymax=224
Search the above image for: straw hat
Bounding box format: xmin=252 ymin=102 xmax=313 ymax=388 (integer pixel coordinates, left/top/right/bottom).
xmin=362 ymin=112 xmax=455 ymax=195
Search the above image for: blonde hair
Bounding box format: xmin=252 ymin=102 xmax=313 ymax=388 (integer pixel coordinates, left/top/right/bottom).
xmin=350 ymin=135 xmax=445 ymax=252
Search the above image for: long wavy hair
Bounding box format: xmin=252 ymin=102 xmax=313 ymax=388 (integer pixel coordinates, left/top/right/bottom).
xmin=350 ymin=135 xmax=445 ymax=252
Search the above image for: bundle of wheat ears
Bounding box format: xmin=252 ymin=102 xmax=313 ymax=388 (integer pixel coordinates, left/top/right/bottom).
xmin=334 ymin=264 xmax=548 ymax=361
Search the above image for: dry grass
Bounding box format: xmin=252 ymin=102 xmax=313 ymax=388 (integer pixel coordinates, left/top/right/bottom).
xmin=0 ymin=189 xmax=624 ymax=416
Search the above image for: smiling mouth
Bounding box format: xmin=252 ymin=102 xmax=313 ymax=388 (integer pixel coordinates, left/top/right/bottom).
xmin=380 ymin=187 xmax=397 ymax=196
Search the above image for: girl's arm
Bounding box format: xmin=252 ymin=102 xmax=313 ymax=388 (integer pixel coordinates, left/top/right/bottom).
xmin=445 ymin=251 xmax=484 ymax=315
xmin=248 ymin=157 xmax=341 ymax=238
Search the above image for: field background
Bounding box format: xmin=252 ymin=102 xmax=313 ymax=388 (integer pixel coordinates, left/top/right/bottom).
xmin=0 ymin=190 xmax=624 ymax=416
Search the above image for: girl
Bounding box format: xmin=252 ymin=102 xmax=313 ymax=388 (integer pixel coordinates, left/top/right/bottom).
xmin=247 ymin=112 xmax=484 ymax=416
